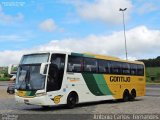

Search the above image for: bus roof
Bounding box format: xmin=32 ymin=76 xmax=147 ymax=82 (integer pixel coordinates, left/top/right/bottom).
xmin=23 ymin=51 xmax=144 ymax=65
xmin=71 ymin=52 xmax=144 ymax=65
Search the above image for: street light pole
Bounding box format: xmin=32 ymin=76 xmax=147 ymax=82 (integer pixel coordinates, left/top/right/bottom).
xmin=119 ymin=8 xmax=128 ymax=60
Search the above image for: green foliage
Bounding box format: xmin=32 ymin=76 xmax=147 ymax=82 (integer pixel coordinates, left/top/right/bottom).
xmin=146 ymin=67 xmax=160 ymax=82
xmin=0 ymin=77 xmax=9 ymax=81
xmin=139 ymin=56 xmax=160 ymax=83
xmin=0 ymin=68 xmax=9 ymax=77
xmin=139 ymin=56 xmax=160 ymax=67
xmin=157 ymin=72 xmax=160 ymax=80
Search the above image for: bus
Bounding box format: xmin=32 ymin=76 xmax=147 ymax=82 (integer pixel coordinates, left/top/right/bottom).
xmin=9 ymin=51 xmax=145 ymax=108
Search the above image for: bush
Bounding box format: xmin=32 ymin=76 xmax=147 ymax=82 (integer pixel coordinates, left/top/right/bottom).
xmin=0 ymin=77 xmax=10 ymax=81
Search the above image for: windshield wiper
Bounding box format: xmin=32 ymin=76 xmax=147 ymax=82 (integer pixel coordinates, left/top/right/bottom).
xmin=17 ymin=77 xmax=26 ymax=90
xmin=25 ymin=69 xmax=31 ymax=90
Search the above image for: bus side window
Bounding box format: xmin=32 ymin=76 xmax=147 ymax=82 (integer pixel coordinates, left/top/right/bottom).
xmin=98 ymin=60 xmax=110 ymax=74
xmin=122 ymin=63 xmax=130 ymax=75
xmin=84 ymin=58 xmax=98 ymax=73
xmin=130 ymin=64 xmax=137 ymax=75
xmin=110 ymin=61 xmax=121 ymax=74
xmin=67 ymin=56 xmax=83 ymax=72
xmin=137 ymin=64 xmax=144 ymax=76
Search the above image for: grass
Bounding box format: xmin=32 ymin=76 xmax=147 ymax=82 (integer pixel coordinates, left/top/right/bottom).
xmin=146 ymin=67 xmax=160 ymax=83
xmin=146 ymin=67 xmax=160 ymax=76
xmin=146 ymin=82 xmax=160 ymax=85
xmin=0 ymin=77 xmax=10 ymax=81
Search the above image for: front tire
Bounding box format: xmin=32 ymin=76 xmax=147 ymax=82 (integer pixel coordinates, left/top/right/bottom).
xmin=9 ymin=90 xmax=14 ymax=94
xmin=67 ymin=93 xmax=78 ymax=109
xmin=41 ymin=106 xmax=51 ymax=109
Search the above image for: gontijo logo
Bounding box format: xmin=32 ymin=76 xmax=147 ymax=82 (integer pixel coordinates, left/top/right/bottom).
xmin=53 ymin=95 xmax=63 ymax=104
xmin=110 ymin=76 xmax=130 ymax=82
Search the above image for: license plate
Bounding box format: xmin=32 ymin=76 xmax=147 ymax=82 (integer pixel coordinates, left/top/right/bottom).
xmin=17 ymin=91 xmax=26 ymax=97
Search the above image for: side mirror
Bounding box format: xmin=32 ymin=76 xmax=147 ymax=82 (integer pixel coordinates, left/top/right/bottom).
xmin=8 ymin=64 xmax=18 ymax=75
xmin=8 ymin=64 xmax=12 ymax=75
xmin=40 ymin=63 xmax=50 ymax=75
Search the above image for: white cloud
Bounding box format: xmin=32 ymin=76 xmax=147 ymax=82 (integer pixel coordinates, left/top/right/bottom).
xmin=39 ymin=19 xmax=57 ymax=32
xmin=0 ymin=5 xmax=24 ymax=24
xmin=0 ymin=50 xmax=28 ymax=66
xmin=0 ymin=32 xmax=34 ymax=42
xmin=70 ymin=0 xmax=133 ymax=24
xmin=37 ymin=26 xmax=160 ymax=58
xmin=0 ymin=26 xmax=160 ymax=66
xmin=138 ymin=3 xmax=158 ymax=14
xmin=0 ymin=35 xmax=26 ymax=42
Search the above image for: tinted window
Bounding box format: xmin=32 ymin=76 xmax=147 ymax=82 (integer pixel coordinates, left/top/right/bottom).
xmin=110 ymin=61 xmax=121 ymax=74
xmin=137 ymin=64 xmax=144 ymax=76
xmin=67 ymin=56 xmax=83 ymax=72
xmin=84 ymin=58 xmax=98 ymax=72
xmin=130 ymin=64 xmax=137 ymax=75
xmin=47 ymin=54 xmax=65 ymax=92
xmin=121 ymin=63 xmax=130 ymax=75
xmin=98 ymin=60 xmax=110 ymax=73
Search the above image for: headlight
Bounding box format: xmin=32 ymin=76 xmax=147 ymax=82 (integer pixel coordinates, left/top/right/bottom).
xmin=35 ymin=92 xmax=46 ymax=97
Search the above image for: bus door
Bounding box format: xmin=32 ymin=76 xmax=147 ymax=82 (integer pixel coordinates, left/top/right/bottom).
xmin=47 ymin=54 xmax=65 ymax=92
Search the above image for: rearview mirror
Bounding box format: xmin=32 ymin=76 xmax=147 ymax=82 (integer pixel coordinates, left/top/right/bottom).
xmin=8 ymin=64 xmax=18 ymax=75
xmin=40 ymin=62 xmax=50 ymax=75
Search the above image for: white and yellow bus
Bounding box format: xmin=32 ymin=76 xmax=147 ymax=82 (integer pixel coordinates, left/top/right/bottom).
xmin=10 ymin=51 xmax=145 ymax=108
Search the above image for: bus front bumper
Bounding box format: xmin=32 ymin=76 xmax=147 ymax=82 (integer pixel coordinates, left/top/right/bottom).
xmin=15 ymin=95 xmax=54 ymax=106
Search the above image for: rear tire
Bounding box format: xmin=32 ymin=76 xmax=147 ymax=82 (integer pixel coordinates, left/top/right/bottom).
xmin=67 ymin=92 xmax=78 ymax=109
xmin=123 ymin=90 xmax=129 ymax=102
xmin=130 ymin=89 xmax=136 ymax=101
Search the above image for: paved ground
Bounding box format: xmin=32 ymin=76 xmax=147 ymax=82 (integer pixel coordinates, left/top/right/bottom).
xmin=0 ymin=81 xmax=160 ymax=120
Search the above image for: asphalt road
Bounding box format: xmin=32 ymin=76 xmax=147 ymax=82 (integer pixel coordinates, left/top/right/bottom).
xmin=0 ymin=81 xmax=160 ymax=120
xmin=146 ymin=84 xmax=160 ymax=96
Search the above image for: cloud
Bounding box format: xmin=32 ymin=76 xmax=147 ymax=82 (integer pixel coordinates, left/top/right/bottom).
xmin=138 ymin=3 xmax=158 ymax=14
xmin=68 ymin=0 xmax=133 ymax=24
xmin=39 ymin=19 xmax=57 ymax=32
xmin=0 ymin=26 xmax=160 ymax=66
xmin=0 ymin=5 xmax=24 ymax=24
xmin=0 ymin=35 xmax=27 ymax=42
xmin=0 ymin=50 xmax=28 ymax=66
xmin=37 ymin=26 xmax=160 ymax=58
xmin=0 ymin=32 xmax=34 ymax=42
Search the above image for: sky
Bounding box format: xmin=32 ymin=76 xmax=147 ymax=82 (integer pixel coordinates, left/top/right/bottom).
xmin=0 ymin=0 xmax=160 ymax=66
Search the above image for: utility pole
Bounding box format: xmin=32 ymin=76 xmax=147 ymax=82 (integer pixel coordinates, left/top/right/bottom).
xmin=119 ymin=8 xmax=128 ymax=60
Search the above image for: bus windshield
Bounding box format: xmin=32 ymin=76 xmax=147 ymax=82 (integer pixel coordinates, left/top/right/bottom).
xmin=16 ymin=65 xmax=46 ymax=90
xmin=21 ymin=53 xmax=49 ymax=64
xmin=16 ymin=53 xmax=49 ymax=90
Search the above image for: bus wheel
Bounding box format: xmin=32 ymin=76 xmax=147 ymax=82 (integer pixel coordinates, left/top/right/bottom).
xmin=67 ymin=92 xmax=78 ymax=109
xmin=130 ymin=89 xmax=136 ymax=101
xmin=123 ymin=90 xmax=129 ymax=102
xmin=42 ymin=106 xmax=50 ymax=109
xmin=8 ymin=90 xmax=14 ymax=94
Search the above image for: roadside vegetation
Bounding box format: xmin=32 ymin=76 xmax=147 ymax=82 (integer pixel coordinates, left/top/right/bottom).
xmin=139 ymin=56 xmax=160 ymax=84
xmin=145 ymin=67 xmax=160 ymax=84
xmin=0 ymin=67 xmax=10 ymax=81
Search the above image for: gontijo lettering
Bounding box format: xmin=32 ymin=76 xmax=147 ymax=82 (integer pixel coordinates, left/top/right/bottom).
xmin=110 ymin=76 xmax=130 ymax=82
